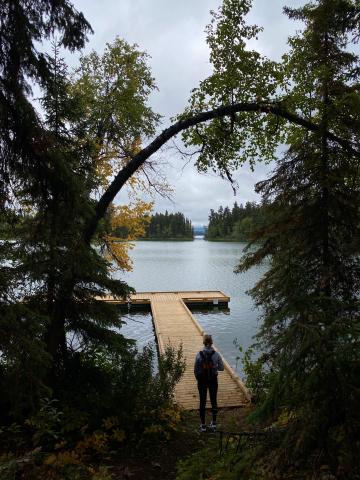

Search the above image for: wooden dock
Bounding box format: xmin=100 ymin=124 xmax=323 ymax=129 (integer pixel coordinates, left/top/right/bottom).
xmin=102 ymin=291 xmax=251 ymax=410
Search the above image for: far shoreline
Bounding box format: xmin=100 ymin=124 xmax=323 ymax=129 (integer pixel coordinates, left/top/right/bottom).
xmin=137 ymin=237 xmax=194 ymax=241
xmin=109 ymin=237 xmax=252 ymax=243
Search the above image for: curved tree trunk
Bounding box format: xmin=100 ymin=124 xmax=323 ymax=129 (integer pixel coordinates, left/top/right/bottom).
xmin=83 ymin=101 xmax=359 ymax=244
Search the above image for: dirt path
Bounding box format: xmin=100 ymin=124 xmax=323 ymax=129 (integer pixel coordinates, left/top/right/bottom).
xmin=110 ymin=407 xmax=252 ymax=480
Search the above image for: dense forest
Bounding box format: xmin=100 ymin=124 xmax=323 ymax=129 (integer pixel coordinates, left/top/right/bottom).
xmin=112 ymin=211 xmax=194 ymax=240
xmin=1 ymin=0 xmax=359 ymax=479
xmin=206 ymin=201 xmax=265 ymax=241
xmin=142 ymin=212 xmax=193 ymax=240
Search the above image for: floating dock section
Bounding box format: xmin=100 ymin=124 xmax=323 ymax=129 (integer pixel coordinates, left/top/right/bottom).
xmin=102 ymin=291 xmax=251 ymax=410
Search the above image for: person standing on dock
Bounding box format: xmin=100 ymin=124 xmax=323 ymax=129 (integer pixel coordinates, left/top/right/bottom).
xmin=194 ymin=334 xmax=224 ymax=432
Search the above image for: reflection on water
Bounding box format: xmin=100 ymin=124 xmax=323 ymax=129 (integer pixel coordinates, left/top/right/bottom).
xmin=114 ymin=239 xmax=266 ymax=374
xmin=119 ymin=311 xmax=155 ymax=352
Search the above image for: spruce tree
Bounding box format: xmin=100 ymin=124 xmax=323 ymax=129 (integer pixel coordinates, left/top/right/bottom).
xmin=0 ymin=0 xmax=92 ymax=198
xmin=0 ymin=0 xmax=93 ymax=417
xmin=237 ymin=0 xmax=360 ymax=473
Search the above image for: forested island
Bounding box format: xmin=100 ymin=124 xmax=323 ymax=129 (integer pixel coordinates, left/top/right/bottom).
xmin=206 ymin=202 xmax=265 ymax=241
xmin=142 ymin=211 xmax=194 ymax=240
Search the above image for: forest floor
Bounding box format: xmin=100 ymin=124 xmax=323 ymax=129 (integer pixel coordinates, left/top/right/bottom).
xmin=110 ymin=407 xmax=252 ymax=480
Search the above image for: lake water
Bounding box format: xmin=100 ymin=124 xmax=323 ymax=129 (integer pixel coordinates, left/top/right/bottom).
xmin=114 ymin=238 xmax=266 ymax=375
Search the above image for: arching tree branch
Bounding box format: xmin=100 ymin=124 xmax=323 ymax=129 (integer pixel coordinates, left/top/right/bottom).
xmin=84 ymin=101 xmax=360 ymax=243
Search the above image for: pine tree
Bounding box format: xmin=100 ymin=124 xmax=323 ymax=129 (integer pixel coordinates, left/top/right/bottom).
xmin=237 ymin=0 xmax=360 ymax=473
xmin=0 ymin=0 xmax=93 ymax=417
xmin=0 ymin=6 xmax=153 ymax=417
xmin=0 ymin=0 xmax=92 ymax=200
xmin=143 ymin=212 xmax=193 ymax=239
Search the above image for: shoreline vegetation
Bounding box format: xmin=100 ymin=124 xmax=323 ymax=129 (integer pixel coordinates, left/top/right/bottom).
xmin=205 ymin=237 xmax=247 ymax=242
xmin=138 ymin=237 xmax=193 ymax=241
xmin=113 ymin=211 xmax=195 ymax=241
xmin=111 ymin=237 xmax=250 ymax=243
xmin=109 ymin=203 xmax=267 ymax=243
xmin=205 ymin=202 xmax=265 ymax=242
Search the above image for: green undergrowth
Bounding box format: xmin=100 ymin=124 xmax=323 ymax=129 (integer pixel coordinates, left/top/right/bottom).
xmin=175 ymin=407 xmax=260 ymax=480
xmin=0 ymin=343 xmax=186 ymax=480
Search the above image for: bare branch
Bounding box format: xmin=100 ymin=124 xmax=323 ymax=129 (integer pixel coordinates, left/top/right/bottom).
xmin=170 ymin=138 xmax=203 ymax=158
xmin=221 ymin=166 xmax=238 ymax=195
xmin=141 ymin=163 xmax=174 ymax=201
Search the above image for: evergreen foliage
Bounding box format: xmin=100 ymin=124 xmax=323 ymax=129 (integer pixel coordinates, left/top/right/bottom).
xmin=0 ymin=0 xmax=178 ymax=442
xmin=206 ymin=202 xmax=265 ymax=241
xmin=0 ymin=344 xmax=185 ymax=479
xmin=235 ymin=0 xmax=360 ymax=474
xmin=0 ymin=36 xmax=133 ymax=418
xmin=0 ymin=0 xmax=92 ymax=201
xmin=141 ymin=211 xmax=194 ymax=240
xmin=0 ymin=0 xmax=96 ymax=417
xmin=182 ymin=0 xmax=360 ymax=476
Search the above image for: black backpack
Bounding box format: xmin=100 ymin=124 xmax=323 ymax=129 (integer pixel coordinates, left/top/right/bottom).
xmin=199 ymin=350 xmax=216 ymax=382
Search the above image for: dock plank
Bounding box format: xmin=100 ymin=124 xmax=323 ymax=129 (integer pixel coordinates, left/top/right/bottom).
xmin=102 ymin=291 xmax=250 ymax=409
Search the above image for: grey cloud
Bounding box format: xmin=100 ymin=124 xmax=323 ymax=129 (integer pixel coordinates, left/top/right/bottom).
xmin=159 ymin=161 xmax=274 ymax=226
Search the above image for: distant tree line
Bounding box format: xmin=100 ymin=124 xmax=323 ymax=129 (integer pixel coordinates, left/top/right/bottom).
xmin=206 ymin=201 xmax=265 ymax=241
xmin=142 ymin=211 xmax=194 ymax=239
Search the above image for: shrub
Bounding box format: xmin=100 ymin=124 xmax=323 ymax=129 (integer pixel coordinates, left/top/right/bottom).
xmin=235 ymin=342 xmax=276 ymax=405
xmin=0 ymin=342 xmax=185 ymax=479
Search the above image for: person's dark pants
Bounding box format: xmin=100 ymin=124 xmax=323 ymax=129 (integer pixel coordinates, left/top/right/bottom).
xmin=197 ymin=377 xmax=218 ymax=425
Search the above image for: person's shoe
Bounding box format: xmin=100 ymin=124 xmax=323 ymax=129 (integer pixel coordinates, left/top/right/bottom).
xmin=199 ymin=424 xmax=206 ymax=433
xmin=209 ymin=421 xmax=217 ymax=432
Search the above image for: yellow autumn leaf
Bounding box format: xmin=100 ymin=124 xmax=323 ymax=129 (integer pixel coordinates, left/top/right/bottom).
xmin=103 ymin=199 xmax=153 ymax=271
xmin=112 ymin=428 xmax=126 ymax=442
xmin=102 ymin=416 xmax=119 ymax=430
xmin=44 ymin=454 xmax=57 ymax=465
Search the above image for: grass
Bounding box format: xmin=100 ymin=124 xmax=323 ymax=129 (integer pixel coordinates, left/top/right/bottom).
xmin=109 ymin=407 xmax=252 ymax=480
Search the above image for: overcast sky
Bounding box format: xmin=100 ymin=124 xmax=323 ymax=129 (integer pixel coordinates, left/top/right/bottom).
xmin=69 ymin=0 xmax=306 ymax=226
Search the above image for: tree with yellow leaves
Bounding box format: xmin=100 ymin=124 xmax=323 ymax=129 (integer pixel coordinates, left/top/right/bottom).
xmin=70 ymin=38 xmax=163 ymax=271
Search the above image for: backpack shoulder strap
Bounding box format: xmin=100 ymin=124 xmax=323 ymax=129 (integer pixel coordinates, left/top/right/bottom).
xmin=209 ymin=350 xmax=216 ymax=362
xmin=202 ymin=350 xmax=215 ymax=361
